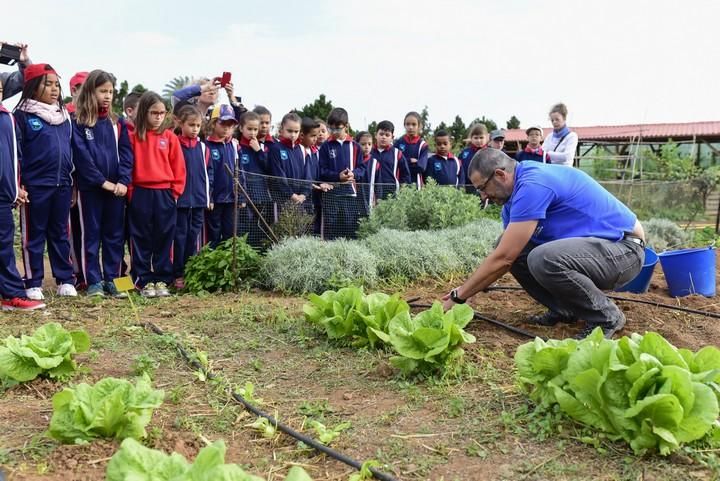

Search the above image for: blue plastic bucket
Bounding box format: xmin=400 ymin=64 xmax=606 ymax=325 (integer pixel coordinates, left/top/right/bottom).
xmin=616 ymin=247 xmax=658 ymax=294
xmin=658 ymin=247 xmax=716 ymax=297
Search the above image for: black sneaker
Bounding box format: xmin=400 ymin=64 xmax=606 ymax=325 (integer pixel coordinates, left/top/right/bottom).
xmin=528 ymin=311 xmax=577 ymax=326
xmin=573 ymin=316 xmax=626 ymax=340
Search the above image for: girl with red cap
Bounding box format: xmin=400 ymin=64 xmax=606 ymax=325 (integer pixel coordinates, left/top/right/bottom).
xmin=13 ymin=63 xmax=77 ymax=300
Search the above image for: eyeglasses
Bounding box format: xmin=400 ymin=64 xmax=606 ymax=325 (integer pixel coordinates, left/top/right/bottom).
xmin=149 ymin=110 xmax=167 ymax=117
xmin=475 ymin=168 xmax=504 ymax=194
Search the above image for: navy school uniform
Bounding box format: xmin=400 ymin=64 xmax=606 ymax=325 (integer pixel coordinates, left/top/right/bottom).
xmin=174 ymin=135 xmax=211 ymax=277
xmin=268 ymin=138 xmax=313 ymax=214
xmin=206 ymin=137 xmax=242 ymax=247
xmin=0 ymin=107 xmax=28 ymax=299
xmin=364 ymin=146 xmax=411 ymax=205
xmin=238 ymin=137 xmax=272 ymax=248
xmin=318 ymin=137 xmax=367 ymax=239
xmin=302 ymin=144 xmax=324 ymax=236
xmin=516 ymin=146 xmax=546 ymax=163
xmin=458 ymin=144 xmax=485 ymax=193
xmin=424 ymin=153 xmax=465 ymax=187
xmin=14 ymin=108 xmax=75 ymax=288
xmin=71 ymin=115 xmax=133 ymax=286
xmin=259 ymin=134 xmax=275 ymax=152
xmin=394 ymin=135 xmax=428 ymax=189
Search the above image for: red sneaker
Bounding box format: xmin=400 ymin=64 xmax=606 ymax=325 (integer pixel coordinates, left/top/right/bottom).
xmin=2 ymin=297 xmax=46 ymax=311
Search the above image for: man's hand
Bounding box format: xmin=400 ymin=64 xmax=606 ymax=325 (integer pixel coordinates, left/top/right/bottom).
xmin=442 ymin=291 xmax=455 ymax=311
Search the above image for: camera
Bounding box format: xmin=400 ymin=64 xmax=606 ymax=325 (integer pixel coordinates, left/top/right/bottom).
xmin=0 ymin=44 xmax=21 ymax=65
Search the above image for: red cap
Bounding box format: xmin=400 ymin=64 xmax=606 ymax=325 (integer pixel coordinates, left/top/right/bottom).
xmin=69 ymin=71 xmax=89 ymax=88
xmin=24 ymin=63 xmax=58 ymax=83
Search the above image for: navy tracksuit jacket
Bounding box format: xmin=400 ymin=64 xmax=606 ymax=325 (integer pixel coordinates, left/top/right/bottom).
xmin=364 ymin=146 xmax=411 ymax=204
xmin=0 ymin=107 xmax=28 ymax=299
xmin=458 ymin=144 xmax=485 ymax=193
xmin=394 ymin=135 xmax=428 ymax=188
xmin=516 ymin=147 xmax=546 ymax=163
xmin=174 ymin=135 xmax=211 ymax=277
xmin=268 ymin=138 xmax=313 ymax=214
xmin=71 ymin=115 xmax=133 ymax=285
xmin=238 ymin=138 xmax=272 ymax=248
xmin=206 ymin=137 xmax=241 ymax=247
xmin=15 ymin=108 xmax=75 ymax=288
xmin=424 ymin=153 xmax=465 ymax=187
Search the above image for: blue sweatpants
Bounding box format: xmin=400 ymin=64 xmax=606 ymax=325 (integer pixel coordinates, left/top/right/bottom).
xmin=128 ymin=187 xmax=177 ymax=287
xmin=207 ymin=202 xmax=235 ymax=248
xmin=20 ymin=185 xmax=74 ymax=288
xmin=0 ymin=203 xmax=26 ymax=299
xmin=77 ymin=189 xmax=126 ymax=285
xmin=174 ymin=207 xmax=205 ymax=278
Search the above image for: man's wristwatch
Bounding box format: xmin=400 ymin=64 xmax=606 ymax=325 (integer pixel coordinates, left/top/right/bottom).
xmin=450 ymin=288 xmax=466 ymax=304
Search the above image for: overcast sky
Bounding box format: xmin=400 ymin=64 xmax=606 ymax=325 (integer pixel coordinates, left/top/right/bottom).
xmin=4 ymin=0 xmax=719 ymax=132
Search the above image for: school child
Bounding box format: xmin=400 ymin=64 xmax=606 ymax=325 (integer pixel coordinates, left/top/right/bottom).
xmin=123 ymin=92 xmax=141 ymax=131
xmin=128 ymin=91 xmax=186 ymax=298
xmin=206 ymin=104 xmax=241 ymax=247
xmin=355 ymin=131 xmax=373 ymax=162
xmin=394 ymin=111 xmax=429 ymax=189
xmin=458 ymin=123 xmax=489 ymax=193
xmin=515 ymin=125 xmax=546 ymax=162
xmin=318 ymin=107 xmax=367 ymax=239
xmin=237 ymin=111 xmax=272 ymax=248
xmin=0 ymin=78 xmax=45 ymax=310
xmin=65 ymin=71 xmax=88 ymax=115
xmin=316 ymin=119 xmax=329 ymax=145
xmin=489 ymin=129 xmax=506 ymax=150
xmin=173 ymin=105 xmax=212 ymax=289
xmin=253 ymin=105 xmax=275 ymax=151
xmin=366 ymin=120 xmax=411 ymax=205
xmin=14 ymin=63 xmax=76 ymax=300
xmin=300 ymin=117 xmax=332 ymax=235
xmin=424 ymin=130 xmax=464 ymax=187
xmin=71 ymin=70 xmax=133 ymax=297
xmin=268 ymin=112 xmax=313 ymax=214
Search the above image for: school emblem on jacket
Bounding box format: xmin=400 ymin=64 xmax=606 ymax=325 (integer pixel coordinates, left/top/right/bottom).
xmin=462 ymin=151 xmax=469 ymax=159
xmin=399 ymin=143 xmax=406 ymax=152
xmin=241 ymin=153 xmax=250 ymax=164
xmin=211 ymin=149 xmax=220 ymax=161
xmin=280 ymin=150 xmax=289 ymax=161
xmin=84 ymin=128 xmax=94 ymax=141
xmin=434 ymin=162 xmax=442 ymax=172
xmin=329 ymin=149 xmax=337 ymax=159
xmin=28 ymin=118 xmax=43 ymax=131
xmin=158 ymin=138 xmax=168 ymax=150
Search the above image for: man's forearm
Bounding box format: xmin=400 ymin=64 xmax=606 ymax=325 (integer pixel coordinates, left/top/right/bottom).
xmin=457 ymin=252 xmax=514 ymax=300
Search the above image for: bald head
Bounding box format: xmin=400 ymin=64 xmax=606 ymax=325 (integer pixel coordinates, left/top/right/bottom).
xmin=468 ymin=148 xmax=517 ymax=180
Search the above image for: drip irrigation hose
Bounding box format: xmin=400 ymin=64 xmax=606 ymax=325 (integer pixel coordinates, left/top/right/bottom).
xmin=407 ymin=303 xmax=544 ymax=340
xmin=484 ymin=285 xmax=720 ymax=320
xmin=142 ymin=321 xmax=399 ymax=481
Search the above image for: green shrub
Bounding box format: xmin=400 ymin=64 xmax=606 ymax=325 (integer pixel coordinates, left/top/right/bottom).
xmin=358 ymin=179 xmax=495 ymax=237
xmin=261 ymin=237 xmax=379 ymax=294
xmin=184 ymin=235 xmax=261 ymax=293
xmin=643 ymin=218 xmax=690 ymax=252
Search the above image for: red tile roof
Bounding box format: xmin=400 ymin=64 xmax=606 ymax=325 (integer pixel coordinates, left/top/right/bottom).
xmin=503 ymin=121 xmax=720 ymax=142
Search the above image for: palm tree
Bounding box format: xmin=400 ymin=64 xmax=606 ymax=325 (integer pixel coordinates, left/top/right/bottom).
xmin=162 ymin=75 xmax=195 ymax=101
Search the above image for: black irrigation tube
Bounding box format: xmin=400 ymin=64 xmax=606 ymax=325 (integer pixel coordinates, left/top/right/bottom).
xmin=407 ymin=302 xmax=545 ymax=341
xmin=485 ymin=285 xmax=720 ymax=320
xmin=142 ymin=321 xmax=399 ymax=481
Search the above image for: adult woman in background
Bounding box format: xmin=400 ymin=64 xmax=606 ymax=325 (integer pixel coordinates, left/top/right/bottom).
xmin=542 ymin=103 xmax=578 ymax=166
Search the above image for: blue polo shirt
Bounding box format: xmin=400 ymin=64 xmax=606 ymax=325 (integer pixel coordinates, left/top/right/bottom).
xmin=501 ymin=162 xmax=637 ymax=244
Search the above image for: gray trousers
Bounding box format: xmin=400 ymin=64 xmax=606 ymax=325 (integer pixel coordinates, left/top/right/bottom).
xmin=510 ymin=237 xmax=645 ymax=326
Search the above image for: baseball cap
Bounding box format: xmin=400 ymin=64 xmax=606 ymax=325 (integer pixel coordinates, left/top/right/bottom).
xmin=24 ymin=63 xmax=58 ymax=83
xmin=490 ymin=129 xmax=505 ymax=140
xmin=210 ymin=104 xmax=237 ymax=123
xmin=69 ymin=71 xmax=89 ymax=88
xmin=525 ymin=125 xmax=544 ymax=135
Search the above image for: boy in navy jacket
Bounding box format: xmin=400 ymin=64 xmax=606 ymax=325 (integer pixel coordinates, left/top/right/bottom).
xmin=269 ymin=112 xmax=313 ymax=215
xmin=515 ymin=125 xmax=547 ymax=163
xmin=365 ymin=120 xmax=411 ymax=205
xmin=318 ymin=108 xmax=367 ymax=239
xmin=424 ymin=130 xmax=465 ymax=187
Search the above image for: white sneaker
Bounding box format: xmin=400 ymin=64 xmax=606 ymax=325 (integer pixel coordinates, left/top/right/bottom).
xmin=155 ymin=282 xmax=170 ymax=297
xmin=57 ymin=283 xmax=78 ymax=297
xmin=141 ymin=282 xmax=156 ymax=298
xmin=26 ymin=287 xmax=45 ymax=300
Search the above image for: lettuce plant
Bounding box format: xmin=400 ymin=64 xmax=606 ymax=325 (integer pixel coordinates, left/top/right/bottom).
xmin=515 ymin=328 xmax=720 ymax=455
xmin=0 ymin=322 xmax=90 ymax=383
xmin=106 ymin=438 xmax=313 ymax=481
xmin=48 ymin=375 xmax=164 ymax=444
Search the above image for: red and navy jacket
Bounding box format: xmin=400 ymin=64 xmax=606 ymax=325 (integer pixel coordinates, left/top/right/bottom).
xmin=129 ymin=129 xmax=186 ymax=198
xmin=71 ymin=115 xmax=133 ymax=191
xmin=238 ymin=137 xmax=271 ymax=204
xmin=424 ymin=153 xmax=465 ymax=188
xmin=364 ymin=146 xmax=411 ymax=202
xmin=394 ymin=135 xmax=428 ymax=188
xmin=177 ymin=135 xmax=212 ymax=209
xmin=206 ymin=136 xmax=240 ymax=204
xmin=516 ymin=146 xmax=546 ymax=163
xmin=259 ymin=134 xmax=275 ymax=152
xmin=15 ymin=109 xmax=74 ymax=187
xmin=300 ymin=144 xmax=320 ymax=181
xmin=318 ymin=136 xmax=366 ymax=195
xmin=0 ymin=107 xmax=19 ymax=204
xmin=269 ymin=137 xmax=312 ymax=201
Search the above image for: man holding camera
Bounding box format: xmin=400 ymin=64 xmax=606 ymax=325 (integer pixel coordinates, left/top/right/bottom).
xmin=0 ymin=42 xmax=31 ymax=99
